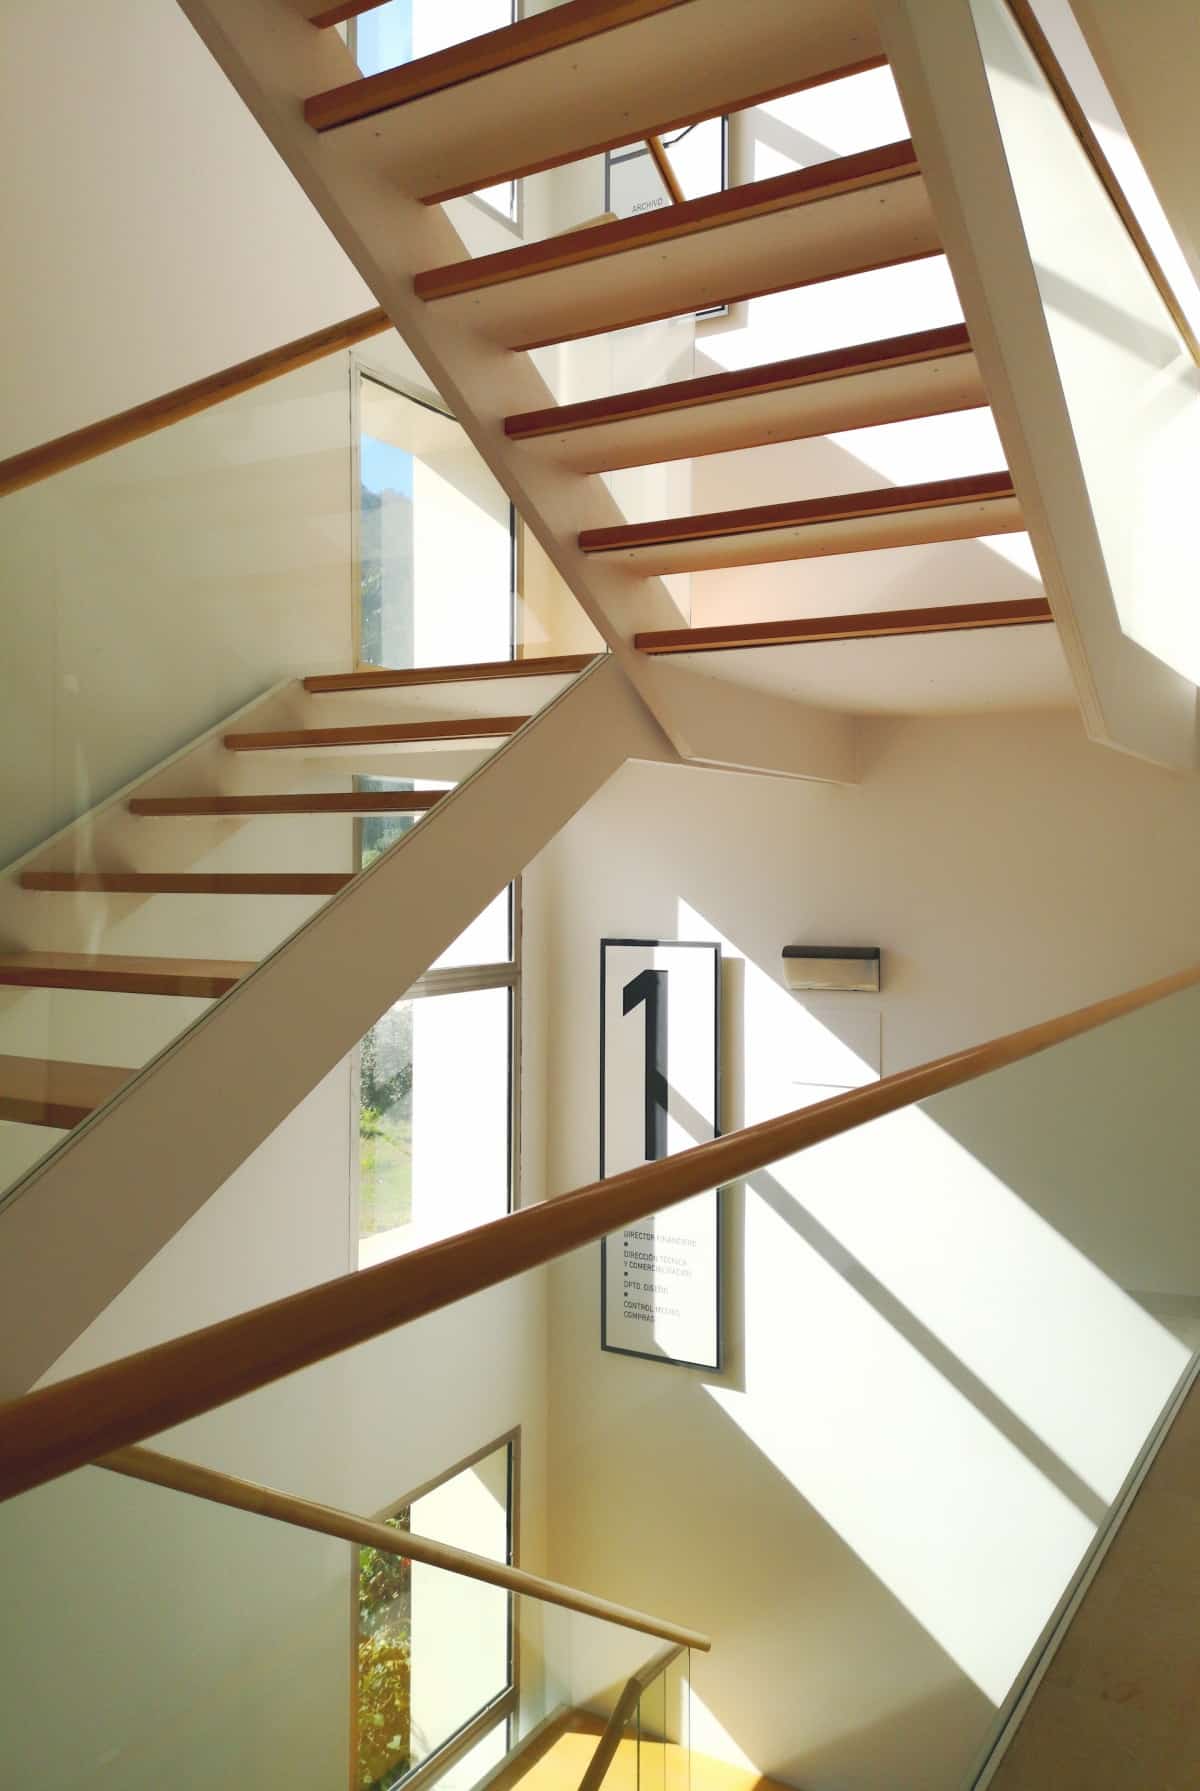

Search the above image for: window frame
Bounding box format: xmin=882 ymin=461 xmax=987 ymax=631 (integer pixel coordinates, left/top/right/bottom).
xmin=348 ymin=879 xmax=522 ymax=1269
xmin=349 ymin=362 xmax=518 ymax=673
xmin=350 ymin=1430 xmax=522 ymax=1791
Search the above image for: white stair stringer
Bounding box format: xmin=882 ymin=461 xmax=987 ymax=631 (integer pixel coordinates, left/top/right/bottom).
xmin=875 ymin=0 xmax=1200 ymax=771
xmin=0 ymin=655 xmax=674 ymax=1396
xmin=172 ymin=0 xmax=857 ymax=785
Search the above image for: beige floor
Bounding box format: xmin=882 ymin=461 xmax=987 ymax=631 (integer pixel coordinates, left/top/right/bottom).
xmin=989 ymin=1372 xmax=1200 ymax=1790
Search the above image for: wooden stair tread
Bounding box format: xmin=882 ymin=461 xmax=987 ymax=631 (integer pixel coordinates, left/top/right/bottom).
xmin=417 ymin=139 xmax=920 ymax=297
xmin=0 ymin=953 xmax=255 ymax=997
xmin=414 ymin=142 xmax=937 ymax=350
xmin=303 ymin=654 xmax=593 ymax=692
xmin=20 ymin=873 xmax=352 ymax=896
xmin=636 ymin=597 xmax=1054 ymax=654
xmin=304 ymin=0 xmax=694 ymax=130
xmin=303 ymin=0 xmax=883 ymax=206
xmin=581 ymin=471 xmax=1022 ymax=573
xmin=505 ymin=324 xmax=984 ymax=471
xmin=128 ymin=792 xmax=446 ymax=817
xmin=583 ymin=470 xmax=1017 ymax=552
xmin=509 ymin=324 xmax=974 ymax=438
xmin=224 ymin=718 xmax=527 ymax=751
xmin=0 ymin=1054 xmax=133 ymax=1129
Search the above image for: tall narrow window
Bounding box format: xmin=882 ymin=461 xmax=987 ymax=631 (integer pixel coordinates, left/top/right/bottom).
xmin=355 ymin=799 xmax=517 ymax=1269
xmin=358 ymin=375 xmax=514 ymax=671
xmin=355 ymin=1438 xmax=516 ymax=1791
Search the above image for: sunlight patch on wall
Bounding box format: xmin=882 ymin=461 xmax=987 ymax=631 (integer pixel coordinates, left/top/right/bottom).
xmin=709 ymin=1194 xmax=1095 ymax=1704
xmin=686 ymin=1690 xmax=759 ymax=1775
xmin=678 ymin=898 xmax=1189 ymax=1703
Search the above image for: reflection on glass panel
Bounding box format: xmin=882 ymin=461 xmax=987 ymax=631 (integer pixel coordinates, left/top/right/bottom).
xmin=359 ymin=377 xmax=513 ymax=671
xmin=357 ymin=775 xmax=432 ymax=866
xmin=359 ymin=987 xmax=511 ymax=1266
xmin=352 ymin=1 xmax=517 ymax=218
xmin=356 ymin=1442 xmax=514 ymax=1791
xmin=638 ymin=1666 xmax=668 ymax=1791
xmin=355 ymin=777 xmax=512 ymax=966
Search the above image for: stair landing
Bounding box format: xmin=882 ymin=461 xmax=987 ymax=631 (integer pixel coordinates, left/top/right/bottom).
xmin=504 ymin=1719 xmax=796 ymax=1791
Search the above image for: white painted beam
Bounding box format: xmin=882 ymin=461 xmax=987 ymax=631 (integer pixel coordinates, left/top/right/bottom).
xmin=876 ymin=0 xmax=1200 ymax=770
xmin=638 ymin=660 xmax=856 ymax=782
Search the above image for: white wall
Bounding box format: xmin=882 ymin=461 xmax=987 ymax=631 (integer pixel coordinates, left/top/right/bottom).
xmin=0 ymin=0 xmax=373 ymax=460
xmin=531 ymin=709 xmax=1200 ymax=1791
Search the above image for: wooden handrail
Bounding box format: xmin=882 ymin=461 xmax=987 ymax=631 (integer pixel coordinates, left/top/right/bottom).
xmin=1005 ymin=0 xmax=1200 ymax=367
xmin=0 ymin=115 xmax=679 ymax=503
xmin=0 ymin=308 xmax=390 ymax=499
xmin=100 ymin=1444 xmax=710 ymax=1651
xmin=1 ymin=961 xmax=1198 ymax=1500
xmin=577 ymin=1643 xmax=686 ymax=1791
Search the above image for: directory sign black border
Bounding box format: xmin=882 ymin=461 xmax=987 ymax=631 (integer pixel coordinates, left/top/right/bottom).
xmin=599 ymin=938 xmax=722 ymax=1371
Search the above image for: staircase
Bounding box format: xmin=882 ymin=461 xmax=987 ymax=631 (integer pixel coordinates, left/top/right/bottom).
xmin=0 ymin=0 xmax=1082 ymax=1388
xmin=0 ymin=649 xmax=670 ymax=1391
xmin=180 ymin=0 xmax=1066 ymax=776
xmin=0 ymin=656 xmax=582 ymax=1153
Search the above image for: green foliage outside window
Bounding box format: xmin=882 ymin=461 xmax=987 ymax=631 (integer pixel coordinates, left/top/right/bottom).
xmin=358 ymin=1520 xmax=416 ymax=1791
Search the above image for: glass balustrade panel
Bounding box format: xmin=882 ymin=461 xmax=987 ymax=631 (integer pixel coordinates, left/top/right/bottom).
xmin=0 ymin=1456 xmax=687 ymax=1791
xmin=0 ymin=343 xmax=600 ymax=1212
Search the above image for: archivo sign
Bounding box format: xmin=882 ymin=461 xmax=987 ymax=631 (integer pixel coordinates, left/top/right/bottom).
xmin=599 ymin=939 xmax=722 ymax=1370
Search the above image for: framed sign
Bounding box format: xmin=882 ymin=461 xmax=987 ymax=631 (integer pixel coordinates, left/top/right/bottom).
xmin=600 ymin=939 xmax=722 ymax=1370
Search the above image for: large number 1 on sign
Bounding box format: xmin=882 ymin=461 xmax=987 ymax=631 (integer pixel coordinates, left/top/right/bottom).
xmin=622 ymin=969 xmax=668 ymax=1162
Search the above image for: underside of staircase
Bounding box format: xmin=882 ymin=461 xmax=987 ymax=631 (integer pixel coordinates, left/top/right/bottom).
xmin=178 ymin=0 xmax=1083 ymax=776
